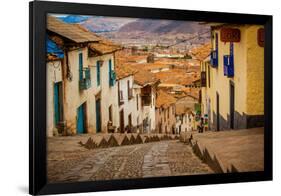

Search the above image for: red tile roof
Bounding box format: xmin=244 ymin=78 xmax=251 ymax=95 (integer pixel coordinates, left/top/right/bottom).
xmin=47 ymin=16 xmax=101 ymax=43
xmin=134 ymin=69 xmax=159 ymax=86
xmin=156 ymin=90 xmax=177 ymax=109
xmin=190 ymin=43 xmax=212 ymax=61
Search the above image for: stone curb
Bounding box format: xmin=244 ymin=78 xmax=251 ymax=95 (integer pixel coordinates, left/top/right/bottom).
xmin=181 ymin=132 xmax=239 ymax=173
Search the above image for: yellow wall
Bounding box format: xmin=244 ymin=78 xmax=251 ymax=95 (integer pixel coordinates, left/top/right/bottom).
xmin=201 ymin=24 xmax=264 ymax=129
xmin=246 ymin=26 xmax=264 ymax=115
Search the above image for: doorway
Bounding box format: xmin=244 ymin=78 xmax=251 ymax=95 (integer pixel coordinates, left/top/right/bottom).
xmin=230 ymin=82 xmax=235 ymax=129
xmin=216 ymin=92 xmax=220 ymax=131
xmin=128 ymin=113 xmax=132 ymax=132
xmin=77 ymin=103 xmax=86 ymax=134
xmin=119 ymin=109 xmax=124 ymax=133
xmin=54 ymin=82 xmax=63 ymax=126
xmin=96 ymin=98 xmax=101 ymax=133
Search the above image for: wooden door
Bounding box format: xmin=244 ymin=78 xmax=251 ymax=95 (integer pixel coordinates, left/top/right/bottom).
xmin=230 ymin=82 xmax=235 ymax=129
xmin=119 ymin=109 xmax=124 ymax=133
xmin=77 ymin=103 xmax=85 ymax=134
xmin=216 ymin=92 xmax=220 ymax=131
xmin=54 ymin=82 xmax=63 ymax=126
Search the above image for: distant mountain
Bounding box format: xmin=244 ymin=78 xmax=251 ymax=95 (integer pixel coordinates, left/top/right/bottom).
xmin=55 ymin=15 xmax=208 ymax=35
xmin=81 ymin=17 xmax=136 ymax=33
xmin=118 ymin=19 xmax=208 ymax=35
xmin=54 ymin=15 xmax=210 ymax=46
xmin=56 ymin=15 xmax=136 ymax=33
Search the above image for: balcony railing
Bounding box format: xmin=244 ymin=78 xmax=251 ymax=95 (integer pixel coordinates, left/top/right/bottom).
xmin=79 ymin=68 xmax=91 ymax=90
xmin=210 ymin=50 xmax=218 ymax=67
xmin=223 ymin=55 xmax=234 ymax=77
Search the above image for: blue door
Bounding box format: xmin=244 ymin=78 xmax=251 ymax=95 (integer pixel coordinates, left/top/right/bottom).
xmin=77 ymin=104 xmax=85 ymax=134
xmin=96 ymin=99 xmax=101 ymax=133
xmin=54 ymin=82 xmax=61 ymax=126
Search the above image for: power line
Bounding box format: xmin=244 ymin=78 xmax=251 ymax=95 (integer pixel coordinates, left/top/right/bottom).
xmin=155 ymin=30 xmax=210 ymax=49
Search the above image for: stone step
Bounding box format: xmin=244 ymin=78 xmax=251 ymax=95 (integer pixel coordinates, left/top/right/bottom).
xmin=78 ymin=133 xmax=180 ymax=150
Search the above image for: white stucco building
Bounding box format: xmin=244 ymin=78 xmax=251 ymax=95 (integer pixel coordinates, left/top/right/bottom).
xmin=155 ymin=90 xmax=177 ymax=134
xmin=46 ymin=15 xmax=120 ymax=137
xmin=174 ymin=95 xmax=198 ymax=134
xmin=134 ymin=70 xmax=159 ymax=133
xmin=175 ymin=108 xmax=195 ymax=133
xmin=116 ymin=73 xmax=140 ymax=133
xmin=47 ymin=58 xmax=63 ymax=137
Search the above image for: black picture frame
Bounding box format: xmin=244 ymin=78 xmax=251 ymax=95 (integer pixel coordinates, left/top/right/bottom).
xmin=29 ymin=1 xmax=273 ymax=195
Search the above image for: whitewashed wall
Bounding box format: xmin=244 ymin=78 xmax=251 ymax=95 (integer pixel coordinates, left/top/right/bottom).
xmin=117 ymin=75 xmax=138 ymax=130
xmin=63 ymin=47 xmax=96 ymax=134
xmin=89 ymin=53 xmax=119 ymax=133
xmin=47 ymin=60 xmax=62 ymax=137
xmin=176 ymin=113 xmax=194 ymax=134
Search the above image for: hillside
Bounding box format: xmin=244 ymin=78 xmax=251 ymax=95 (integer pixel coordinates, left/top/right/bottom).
xmin=118 ymin=19 xmax=208 ymax=35
xmin=57 ymin=15 xmax=136 ymax=33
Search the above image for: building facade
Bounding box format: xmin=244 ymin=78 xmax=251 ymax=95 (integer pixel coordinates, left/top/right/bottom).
xmin=134 ymin=70 xmax=159 ymax=133
xmin=174 ymin=96 xmax=197 ymax=133
xmin=46 ymin=16 xmax=120 ymax=137
xmin=155 ymin=90 xmax=177 ymax=134
xmin=201 ymin=24 xmax=264 ymax=131
xmin=175 ymin=111 xmax=195 ymax=134
xmin=116 ymin=75 xmax=141 ymax=133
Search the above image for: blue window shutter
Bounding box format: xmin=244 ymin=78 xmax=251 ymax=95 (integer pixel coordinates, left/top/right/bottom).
xmin=54 ymin=83 xmax=60 ymax=125
xmin=109 ymin=59 xmax=112 ymax=86
xmin=215 ymin=33 xmax=218 ymax=63
xmin=97 ymin=61 xmax=100 ymax=86
xmin=79 ymin=53 xmax=83 ymax=81
xmin=223 ymin=55 xmax=229 ymax=76
xmin=210 ymin=33 xmax=219 ymax=67
xmin=223 ymin=43 xmax=234 ymax=77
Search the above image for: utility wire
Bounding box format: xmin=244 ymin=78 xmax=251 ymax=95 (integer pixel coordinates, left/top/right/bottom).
xmin=155 ymin=30 xmax=210 ymax=49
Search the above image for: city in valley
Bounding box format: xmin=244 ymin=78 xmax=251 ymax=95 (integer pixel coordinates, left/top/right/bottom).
xmin=46 ymin=15 xmax=265 ymax=183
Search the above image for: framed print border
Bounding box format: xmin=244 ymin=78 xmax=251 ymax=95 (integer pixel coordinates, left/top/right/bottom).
xmin=29 ymin=1 xmax=272 ymax=195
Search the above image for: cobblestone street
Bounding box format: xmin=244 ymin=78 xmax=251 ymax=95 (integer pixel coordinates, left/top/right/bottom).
xmin=48 ymin=140 xmax=213 ymax=183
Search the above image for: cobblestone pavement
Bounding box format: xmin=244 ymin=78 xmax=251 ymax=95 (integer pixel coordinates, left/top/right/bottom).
xmin=48 ymin=140 xmax=213 ymax=183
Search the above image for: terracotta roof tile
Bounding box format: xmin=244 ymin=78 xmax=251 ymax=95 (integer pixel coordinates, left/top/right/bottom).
xmin=89 ymin=39 xmax=121 ymax=55
xmin=154 ymin=69 xmax=195 ymax=86
xmin=115 ymin=64 xmax=137 ymax=80
xmin=182 ymin=87 xmax=200 ymax=100
xmin=47 ymin=16 xmax=101 ymax=43
xmin=134 ymin=69 xmax=159 ymax=86
xmin=190 ymin=43 xmax=212 ymax=61
xmin=156 ymin=90 xmax=177 ymax=109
